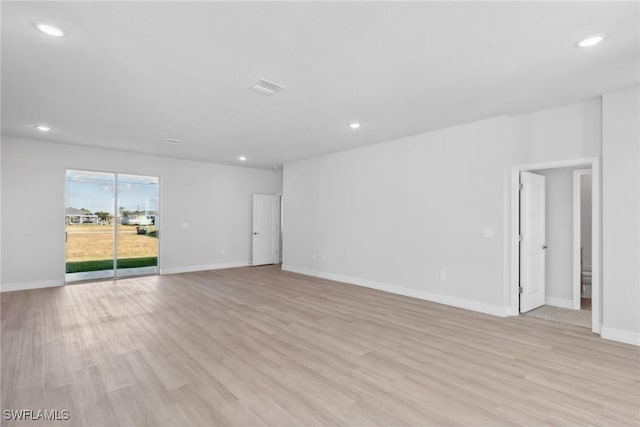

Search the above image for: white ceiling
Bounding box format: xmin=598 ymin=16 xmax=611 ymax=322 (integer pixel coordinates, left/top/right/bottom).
xmin=2 ymin=1 xmax=639 ymax=169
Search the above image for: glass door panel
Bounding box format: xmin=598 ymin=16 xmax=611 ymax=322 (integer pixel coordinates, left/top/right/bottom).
xmin=65 ymin=170 xmax=116 ymax=281
xmin=116 ymin=174 xmax=159 ymax=277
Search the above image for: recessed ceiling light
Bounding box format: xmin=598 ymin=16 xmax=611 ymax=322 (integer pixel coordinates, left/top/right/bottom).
xmin=163 ymin=138 xmax=181 ymax=145
xmin=239 ymin=156 xmax=247 ymax=161
xmin=349 ymin=122 xmax=361 ymax=129
xmin=577 ymin=34 xmax=606 ymax=48
xmin=36 ymin=124 xmax=51 ymax=132
xmin=35 ymin=23 xmax=65 ymax=38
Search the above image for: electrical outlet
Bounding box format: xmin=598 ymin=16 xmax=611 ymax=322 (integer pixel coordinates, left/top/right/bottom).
xmin=440 ymin=270 xmax=447 ymax=280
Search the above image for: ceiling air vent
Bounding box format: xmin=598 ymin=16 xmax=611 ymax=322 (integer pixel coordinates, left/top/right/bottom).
xmin=250 ymin=79 xmax=284 ymax=95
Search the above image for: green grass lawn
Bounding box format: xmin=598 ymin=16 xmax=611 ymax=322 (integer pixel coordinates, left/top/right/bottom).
xmin=66 ymin=257 xmax=157 ymax=273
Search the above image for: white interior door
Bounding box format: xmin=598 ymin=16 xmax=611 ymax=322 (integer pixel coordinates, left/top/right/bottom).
xmin=252 ymin=194 xmax=280 ymax=266
xmin=520 ymin=171 xmax=546 ymax=313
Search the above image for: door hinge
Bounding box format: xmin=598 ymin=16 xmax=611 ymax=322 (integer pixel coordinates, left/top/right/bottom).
xmin=519 ymin=286 xmax=523 ymax=294
xmin=518 ymin=234 xmax=523 ymax=242
xmin=518 ymin=183 xmax=523 ymax=191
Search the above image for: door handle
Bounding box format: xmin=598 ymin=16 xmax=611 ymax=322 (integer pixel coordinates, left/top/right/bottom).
xmin=542 ymin=245 xmax=548 ymax=249
xmin=253 ymin=232 xmax=259 ymax=235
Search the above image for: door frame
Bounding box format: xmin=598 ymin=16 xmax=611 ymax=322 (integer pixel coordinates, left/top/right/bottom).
xmin=573 ymin=169 xmax=592 ymax=310
xmin=509 ymin=157 xmax=601 ymax=334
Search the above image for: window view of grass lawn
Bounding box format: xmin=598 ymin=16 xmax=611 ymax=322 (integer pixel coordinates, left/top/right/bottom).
xmin=65 ymin=224 xmax=158 ymax=273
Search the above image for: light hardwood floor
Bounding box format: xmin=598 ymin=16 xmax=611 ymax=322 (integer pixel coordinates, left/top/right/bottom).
xmin=2 ymin=265 xmax=639 ymax=426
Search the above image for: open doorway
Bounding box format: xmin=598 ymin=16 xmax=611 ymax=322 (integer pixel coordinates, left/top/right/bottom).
xmin=510 ymin=158 xmax=601 ymax=334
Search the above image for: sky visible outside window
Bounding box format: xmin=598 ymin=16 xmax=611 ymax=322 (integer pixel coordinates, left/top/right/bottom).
xmin=66 ymin=170 xmax=158 ymax=214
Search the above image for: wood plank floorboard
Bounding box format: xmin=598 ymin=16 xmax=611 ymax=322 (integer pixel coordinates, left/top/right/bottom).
xmin=1 ymin=265 xmax=639 ymax=426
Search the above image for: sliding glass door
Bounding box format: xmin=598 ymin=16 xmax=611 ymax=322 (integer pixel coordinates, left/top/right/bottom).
xmin=65 ymin=170 xmax=159 ymax=282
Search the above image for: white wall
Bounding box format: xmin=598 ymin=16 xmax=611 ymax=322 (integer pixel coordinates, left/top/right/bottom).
xmin=1 ymin=137 xmax=277 ymax=290
xmin=509 ymin=99 xmax=602 ymax=164
xmin=536 ymin=167 xmax=574 ymax=307
xmin=274 ymin=168 xmax=283 ymax=195
xmin=602 ymin=86 xmax=640 ymax=343
xmin=283 ymin=116 xmax=511 ymax=316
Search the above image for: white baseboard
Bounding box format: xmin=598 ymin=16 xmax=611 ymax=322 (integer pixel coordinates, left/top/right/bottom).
xmin=601 ymin=326 xmax=640 ymax=346
xmin=1 ymin=279 xmax=63 ymax=293
xmin=0 ymin=262 xmax=252 ymax=291
xmin=282 ymin=265 xmax=507 ymax=317
xmin=545 ymin=296 xmax=574 ymax=309
xmin=160 ymin=261 xmax=250 ymax=275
